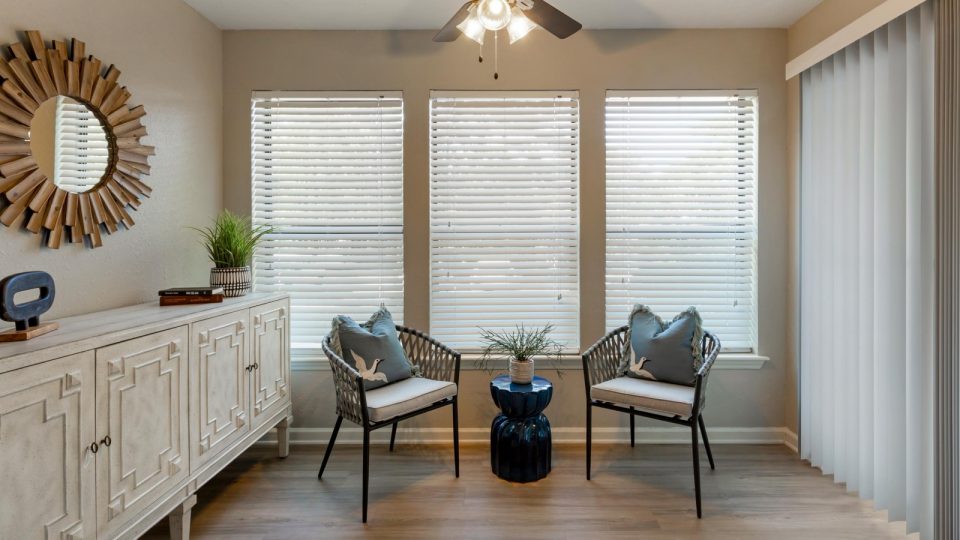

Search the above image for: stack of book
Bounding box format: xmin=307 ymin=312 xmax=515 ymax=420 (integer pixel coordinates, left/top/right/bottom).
xmin=158 ymin=287 xmax=225 ymax=306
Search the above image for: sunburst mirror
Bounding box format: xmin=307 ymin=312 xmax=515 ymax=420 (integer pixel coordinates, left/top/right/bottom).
xmin=0 ymin=31 xmax=154 ymax=249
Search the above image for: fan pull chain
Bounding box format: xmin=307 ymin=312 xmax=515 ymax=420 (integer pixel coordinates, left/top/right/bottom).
xmin=494 ymin=31 xmax=500 ymax=80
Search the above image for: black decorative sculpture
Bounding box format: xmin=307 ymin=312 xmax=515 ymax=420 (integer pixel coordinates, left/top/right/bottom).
xmin=0 ymin=271 xmax=58 ymax=341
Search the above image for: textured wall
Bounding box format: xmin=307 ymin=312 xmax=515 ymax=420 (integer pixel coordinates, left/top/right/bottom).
xmin=0 ymin=0 xmax=223 ymax=320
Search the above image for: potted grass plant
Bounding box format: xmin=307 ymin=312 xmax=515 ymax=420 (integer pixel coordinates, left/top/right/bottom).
xmin=478 ymin=324 xmax=564 ymax=384
xmin=193 ymin=211 xmax=273 ymax=297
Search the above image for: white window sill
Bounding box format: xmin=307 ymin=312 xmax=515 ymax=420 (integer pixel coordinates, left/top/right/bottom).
xmin=291 ymin=349 xmax=768 ymax=371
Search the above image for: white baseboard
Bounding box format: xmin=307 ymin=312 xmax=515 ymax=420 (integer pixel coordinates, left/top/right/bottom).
xmin=257 ymin=425 xmax=798 ymax=448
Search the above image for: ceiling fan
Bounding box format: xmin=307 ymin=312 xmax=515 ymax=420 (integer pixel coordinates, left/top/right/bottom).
xmin=434 ymin=0 xmax=582 ymax=79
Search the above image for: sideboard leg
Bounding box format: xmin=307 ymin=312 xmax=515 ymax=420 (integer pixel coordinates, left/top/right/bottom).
xmin=169 ymin=494 xmax=197 ymax=540
xmin=277 ymin=416 xmax=291 ymax=458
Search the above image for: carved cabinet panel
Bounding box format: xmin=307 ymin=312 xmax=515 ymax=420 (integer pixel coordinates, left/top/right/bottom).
xmin=250 ymin=300 xmax=289 ymax=429
xmin=95 ymin=327 xmax=190 ymax=537
xmin=0 ymin=352 xmax=96 ymax=540
xmin=190 ymin=311 xmax=249 ymax=472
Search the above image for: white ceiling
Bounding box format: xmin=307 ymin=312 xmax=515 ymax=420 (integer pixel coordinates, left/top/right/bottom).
xmin=183 ymin=0 xmax=823 ymax=31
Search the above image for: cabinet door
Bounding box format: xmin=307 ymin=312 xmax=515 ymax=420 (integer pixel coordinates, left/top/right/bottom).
xmin=0 ymin=352 xmax=96 ymax=540
xmin=95 ymin=327 xmax=189 ymax=536
xmin=250 ymin=299 xmax=290 ymax=429
xmin=190 ymin=311 xmax=249 ymax=472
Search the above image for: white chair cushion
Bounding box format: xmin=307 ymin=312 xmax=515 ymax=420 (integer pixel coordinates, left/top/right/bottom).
xmin=364 ymin=377 xmax=457 ymax=422
xmin=590 ymin=377 xmax=695 ymax=418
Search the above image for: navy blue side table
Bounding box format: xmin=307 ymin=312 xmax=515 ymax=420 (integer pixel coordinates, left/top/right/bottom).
xmin=489 ymin=375 xmax=553 ymax=483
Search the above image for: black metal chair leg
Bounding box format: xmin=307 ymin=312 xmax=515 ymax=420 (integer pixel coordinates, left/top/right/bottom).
xmin=586 ymin=403 xmax=593 ymax=480
xmin=629 ymin=407 xmax=636 ymax=447
xmin=698 ymin=415 xmax=715 ymax=470
xmin=389 ymin=422 xmax=399 ymax=452
xmin=317 ymin=415 xmax=343 ymax=479
xmin=362 ymin=428 xmax=370 ymax=523
xmin=691 ymin=421 xmax=702 ymax=518
xmin=452 ymin=398 xmax=460 ymax=478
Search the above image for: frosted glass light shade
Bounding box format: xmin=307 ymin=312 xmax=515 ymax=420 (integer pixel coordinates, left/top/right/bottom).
xmin=457 ymin=11 xmax=486 ymax=45
xmin=507 ymin=7 xmax=537 ymax=43
xmin=477 ymin=0 xmax=511 ymax=31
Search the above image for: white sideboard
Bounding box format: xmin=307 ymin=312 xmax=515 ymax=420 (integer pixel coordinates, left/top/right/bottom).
xmin=0 ymin=293 xmax=292 ymax=540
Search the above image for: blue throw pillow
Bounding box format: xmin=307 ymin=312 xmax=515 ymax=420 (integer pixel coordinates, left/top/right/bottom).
xmin=329 ymin=307 xmax=413 ymax=390
xmin=619 ymin=305 xmax=704 ymax=387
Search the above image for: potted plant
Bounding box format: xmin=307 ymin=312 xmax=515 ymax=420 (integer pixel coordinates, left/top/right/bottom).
xmin=193 ymin=211 xmax=273 ymax=297
xmin=478 ymin=324 xmax=564 ymax=384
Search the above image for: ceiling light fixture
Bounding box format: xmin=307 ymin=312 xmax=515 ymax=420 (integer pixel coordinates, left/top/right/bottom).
xmin=434 ymin=0 xmax=583 ymax=80
xmin=456 ymin=5 xmax=486 ymax=45
xmin=507 ymin=7 xmax=537 ymax=43
xmin=477 ymin=0 xmax=512 ymax=31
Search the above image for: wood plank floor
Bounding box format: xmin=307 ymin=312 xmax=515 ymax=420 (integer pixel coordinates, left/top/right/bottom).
xmin=144 ymin=443 xmax=910 ymax=539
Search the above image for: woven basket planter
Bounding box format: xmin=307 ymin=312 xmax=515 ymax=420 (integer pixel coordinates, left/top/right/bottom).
xmin=509 ymin=358 xmax=535 ymax=384
xmin=210 ymin=266 xmax=251 ymax=297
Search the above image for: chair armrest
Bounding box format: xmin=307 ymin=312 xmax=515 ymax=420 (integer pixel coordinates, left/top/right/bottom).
xmin=692 ymin=332 xmax=721 ymax=415
xmin=322 ymin=337 xmax=367 ymax=426
xmin=582 ymin=326 xmax=629 ymax=392
xmin=396 ymin=325 xmax=461 ymax=385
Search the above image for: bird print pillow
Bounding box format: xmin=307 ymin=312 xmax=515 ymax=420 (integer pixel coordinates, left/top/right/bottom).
xmin=618 ymin=305 xmax=704 ymax=387
xmin=329 ymin=307 xmax=414 ymax=390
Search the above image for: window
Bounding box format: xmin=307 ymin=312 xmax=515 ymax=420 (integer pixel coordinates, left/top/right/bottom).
xmin=54 ymin=97 xmax=110 ymax=192
xmin=605 ymin=91 xmax=758 ymax=351
xmin=252 ymin=92 xmax=404 ymax=348
xmin=429 ymin=91 xmax=580 ymax=351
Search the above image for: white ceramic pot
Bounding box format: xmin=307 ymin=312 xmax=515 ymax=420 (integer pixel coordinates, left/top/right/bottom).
xmin=210 ymin=266 xmax=251 ymax=297
xmin=509 ymin=357 xmax=534 ymax=384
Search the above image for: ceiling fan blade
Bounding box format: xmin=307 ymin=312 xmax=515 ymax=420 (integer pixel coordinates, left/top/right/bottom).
xmin=523 ymin=0 xmax=582 ymax=39
xmin=434 ymin=1 xmax=474 ymax=42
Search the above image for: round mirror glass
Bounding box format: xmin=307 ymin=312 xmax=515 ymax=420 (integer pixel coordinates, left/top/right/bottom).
xmin=29 ymin=96 xmax=110 ymax=193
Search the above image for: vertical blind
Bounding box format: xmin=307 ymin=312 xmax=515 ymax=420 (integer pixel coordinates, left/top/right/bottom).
xmin=55 ymin=97 xmax=109 ymax=192
xmin=800 ymin=4 xmax=934 ymax=538
xmin=251 ymin=92 xmax=404 ymax=347
xmin=429 ymin=91 xmax=580 ymax=351
xmin=605 ymin=92 xmax=758 ymax=351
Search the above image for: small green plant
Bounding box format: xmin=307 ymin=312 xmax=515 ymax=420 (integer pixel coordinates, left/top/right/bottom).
xmin=192 ymin=210 xmax=273 ymax=268
xmin=477 ymin=324 xmax=565 ymax=376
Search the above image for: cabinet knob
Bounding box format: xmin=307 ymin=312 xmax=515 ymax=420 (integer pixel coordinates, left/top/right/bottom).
xmin=237 ymin=321 xmax=246 ymax=332
xmin=89 ymin=441 xmax=99 ymax=454
xmin=100 ymin=435 xmax=112 ymax=447
xmin=235 ymin=412 xmax=247 ymax=428
xmin=254 ymin=314 xmax=262 ymax=326
xmin=170 ymin=340 xmax=181 ymax=355
xmin=198 ymin=331 xmax=209 ymax=346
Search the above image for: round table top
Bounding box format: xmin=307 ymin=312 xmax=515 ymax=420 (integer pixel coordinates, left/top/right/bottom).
xmin=490 ymin=374 xmax=553 ymax=394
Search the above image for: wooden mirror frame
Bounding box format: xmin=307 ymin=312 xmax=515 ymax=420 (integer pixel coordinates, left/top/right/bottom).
xmin=0 ymin=31 xmax=153 ymax=249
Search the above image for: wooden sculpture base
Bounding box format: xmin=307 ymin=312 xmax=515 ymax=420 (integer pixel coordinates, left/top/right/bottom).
xmin=0 ymin=322 xmax=59 ymax=342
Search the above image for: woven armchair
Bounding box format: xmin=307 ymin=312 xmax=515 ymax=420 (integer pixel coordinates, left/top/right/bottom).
xmin=582 ymin=327 xmax=721 ymax=518
xmin=317 ymin=325 xmax=461 ymax=523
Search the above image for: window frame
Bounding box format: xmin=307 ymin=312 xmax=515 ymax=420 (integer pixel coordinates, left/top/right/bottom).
xmin=427 ymin=90 xmax=582 ymax=353
xmin=603 ymin=89 xmax=760 ymax=354
xmin=250 ymin=90 xmax=405 ymax=350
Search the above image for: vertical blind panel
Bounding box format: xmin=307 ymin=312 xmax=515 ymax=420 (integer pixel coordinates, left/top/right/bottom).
xmin=605 ymin=94 xmax=758 ymax=351
xmin=799 ymin=4 xmax=934 ymax=538
xmin=429 ymin=93 xmax=580 ymax=351
xmin=55 ymin=97 xmax=109 ymax=192
xmin=252 ymin=94 xmax=404 ymax=347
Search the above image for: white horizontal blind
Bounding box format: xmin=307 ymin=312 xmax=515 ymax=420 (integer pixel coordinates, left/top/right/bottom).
xmin=55 ymin=97 xmax=109 ymax=191
xmin=429 ymin=91 xmax=580 ymax=351
xmin=605 ymin=92 xmax=758 ymax=351
xmin=251 ymin=92 xmax=404 ymax=347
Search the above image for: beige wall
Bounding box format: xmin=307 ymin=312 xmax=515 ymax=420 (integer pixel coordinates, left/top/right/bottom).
xmin=0 ymin=0 xmax=222 ymax=320
xmin=223 ymin=28 xmax=792 ymax=433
